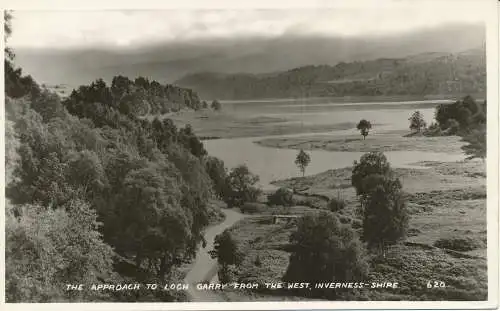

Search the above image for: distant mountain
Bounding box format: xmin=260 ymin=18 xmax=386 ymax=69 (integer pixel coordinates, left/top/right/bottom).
xmin=13 ymin=23 xmax=484 ymax=87
xmin=175 ymin=47 xmax=486 ymax=100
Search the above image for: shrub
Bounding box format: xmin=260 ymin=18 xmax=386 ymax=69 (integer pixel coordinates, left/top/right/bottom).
xmin=445 ymin=118 xmax=460 ymax=135
xmin=254 ymin=255 xmax=262 ymax=267
xmin=240 ymin=202 xmax=267 ymax=214
xmin=327 ymin=197 xmax=346 ymax=212
xmin=5 ymin=201 xmax=114 ymax=302
xmin=267 ymin=187 xmax=294 ymax=207
xmin=211 ymin=100 xmax=222 ymax=111
xmin=351 ymin=218 xmax=363 ymax=229
xmin=284 ymin=211 xmax=369 ymax=299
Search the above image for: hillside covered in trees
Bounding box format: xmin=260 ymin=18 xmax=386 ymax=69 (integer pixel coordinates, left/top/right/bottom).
xmin=4 ymin=13 xmax=228 ymax=302
xmin=176 ymin=48 xmax=486 ymax=100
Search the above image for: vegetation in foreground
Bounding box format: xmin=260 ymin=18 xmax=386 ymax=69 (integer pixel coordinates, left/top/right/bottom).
xmin=216 ymin=157 xmax=486 ymax=301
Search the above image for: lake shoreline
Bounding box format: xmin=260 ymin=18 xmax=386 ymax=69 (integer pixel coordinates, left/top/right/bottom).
xmin=254 ymin=131 xmax=466 ymax=154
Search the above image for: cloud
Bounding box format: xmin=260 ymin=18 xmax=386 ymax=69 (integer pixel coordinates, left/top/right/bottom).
xmin=9 ymin=4 xmax=487 ymax=49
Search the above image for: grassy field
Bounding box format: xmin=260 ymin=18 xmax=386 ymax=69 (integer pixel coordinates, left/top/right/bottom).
xmin=221 ymin=160 xmax=487 ymax=301
xmin=256 ymin=132 xmax=466 ymax=153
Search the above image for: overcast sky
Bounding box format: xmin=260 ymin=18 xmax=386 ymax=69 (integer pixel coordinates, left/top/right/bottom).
xmin=9 ymin=1 xmax=488 ymax=49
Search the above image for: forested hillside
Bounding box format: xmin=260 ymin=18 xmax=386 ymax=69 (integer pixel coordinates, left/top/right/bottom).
xmin=176 ymin=48 xmax=486 ymax=100
xmin=4 ymin=13 xmax=225 ymax=302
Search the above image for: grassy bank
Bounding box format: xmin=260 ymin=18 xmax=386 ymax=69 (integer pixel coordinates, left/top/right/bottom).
xmin=256 ymin=132 xmax=465 ymax=153
xmin=222 ymin=160 xmax=486 ymax=301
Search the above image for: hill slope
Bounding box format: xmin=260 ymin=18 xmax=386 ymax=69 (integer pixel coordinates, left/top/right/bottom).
xmin=175 ymin=48 xmax=486 ymax=100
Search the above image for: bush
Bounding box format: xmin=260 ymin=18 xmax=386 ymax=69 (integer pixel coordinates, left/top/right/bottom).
xmin=5 ymin=201 xmax=114 ymax=302
xmin=351 ymin=218 xmax=363 ymax=229
xmin=327 ymin=197 xmax=346 ymax=212
xmin=267 ymin=187 xmax=294 ymax=207
xmin=240 ymin=202 xmax=267 ymax=214
xmin=434 ymin=237 xmax=484 ymax=252
xmin=284 ymin=211 xmax=369 ymax=299
xmin=445 ymin=118 xmax=460 ymax=135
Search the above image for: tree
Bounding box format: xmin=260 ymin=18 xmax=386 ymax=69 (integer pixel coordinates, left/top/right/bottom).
xmin=223 ymin=164 xmax=261 ymax=208
xmin=362 ymin=177 xmax=409 ymax=255
xmin=178 ymin=124 xmax=207 ymax=158
xmin=114 ymin=163 xmax=192 ymax=278
xmin=351 ymin=152 xmax=392 ymax=197
xmin=211 ymin=99 xmax=222 ymax=111
xmin=356 ymin=119 xmax=372 ymax=139
xmin=209 ymin=230 xmax=242 ymax=283
xmin=204 ymin=156 xmax=227 ymax=199
xmin=284 ymin=211 xmax=369 ymax=299
xmin=202 ymin=101 xmax=208 ymax=109
xmin=267 ymin=187 xmax=294 ymax=207
xmin=461 ymin=124 xmax=486 ymax=160
xmin=209 ymin=230 xmax=242 ymax=266
xmin=409 ymin=110 xmax=426 ymax=132
xmin=434 ymin=96 xmax=481 ymax=133
xmin=295 ymin=149 xmax=311 ymax=177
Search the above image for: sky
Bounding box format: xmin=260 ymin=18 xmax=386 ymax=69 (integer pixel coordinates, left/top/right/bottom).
xmin=8 ymin=1 xmax=489 ymax=49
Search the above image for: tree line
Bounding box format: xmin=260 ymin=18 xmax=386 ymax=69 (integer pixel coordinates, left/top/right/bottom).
xmin=176 ymin=51 xmax=486 ymax=100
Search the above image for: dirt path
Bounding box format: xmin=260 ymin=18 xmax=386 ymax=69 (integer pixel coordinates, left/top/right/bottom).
xmin=184 ymin=208 xmax=246 ymax=302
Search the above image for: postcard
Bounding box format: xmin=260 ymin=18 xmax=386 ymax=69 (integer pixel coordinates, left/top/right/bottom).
xmin=1 ymin=0 xmax=498 ymax=310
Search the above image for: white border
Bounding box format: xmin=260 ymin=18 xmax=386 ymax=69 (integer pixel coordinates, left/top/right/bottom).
xmin=0 ymin=0 xmax=498 ymax=310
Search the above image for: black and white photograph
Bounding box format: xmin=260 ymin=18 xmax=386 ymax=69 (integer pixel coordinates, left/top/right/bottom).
xmin=1 ymin=0 xmax=498 ymax=309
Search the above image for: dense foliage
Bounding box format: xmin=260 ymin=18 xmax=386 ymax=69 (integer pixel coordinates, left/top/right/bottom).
xmin=64 ymin=75 xmax=202 ymax=118
xmin=4 ymin=14 xmax=224 ymax=301
xmin=284 ymin=211 xmax=369 ymax=299
xmin=432 ymin=95 xmax=486 ymax=159
xmin=176 ymin=49 xmax=486 ymax=99
xmin=434 ymin=95 xmax=486 ymax=133
xmin=351 ymin=151 xmax=392 ymax=197
xmin=223 ymin=164 xmax=261 ymax=208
